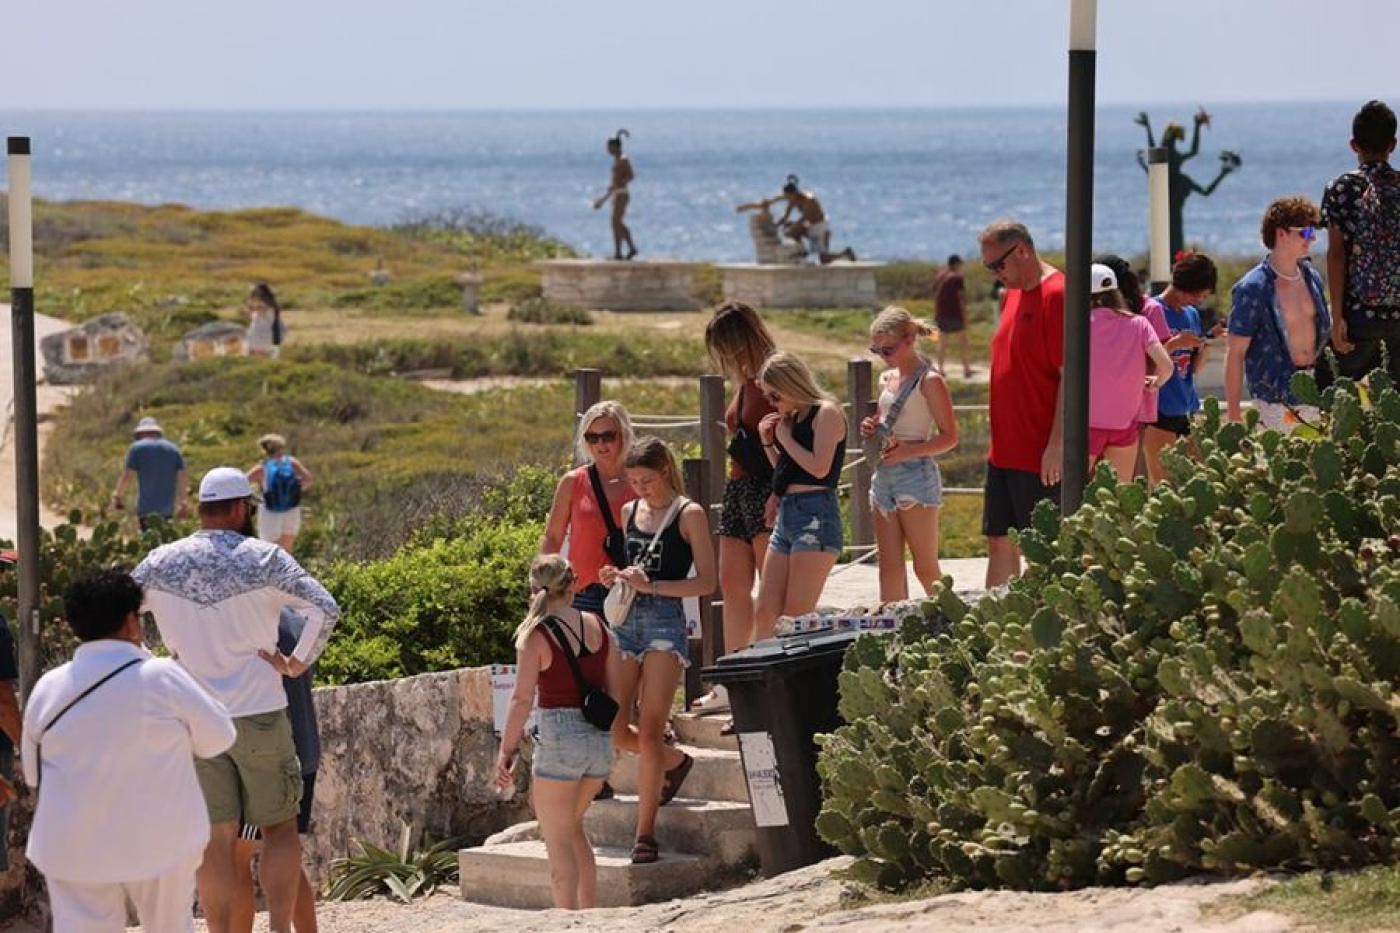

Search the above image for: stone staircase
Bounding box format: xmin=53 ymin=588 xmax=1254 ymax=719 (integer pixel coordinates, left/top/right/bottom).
xmin=458 ymin=710 xmax=755 ymax=909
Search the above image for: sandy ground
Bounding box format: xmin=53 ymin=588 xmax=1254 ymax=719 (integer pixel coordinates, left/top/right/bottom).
xmin=146 ymin=857 xmax=1294 ymax=933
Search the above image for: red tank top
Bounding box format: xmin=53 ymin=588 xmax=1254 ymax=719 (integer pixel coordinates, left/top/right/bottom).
xmin=536 ymin=615 xmax=610 ymax=709
xmin=567 ymin=465 xmax=638 ymax=591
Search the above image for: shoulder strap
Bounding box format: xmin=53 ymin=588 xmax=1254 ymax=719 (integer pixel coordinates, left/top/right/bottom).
xmin=36 ymin=657 xmax=144 ymax=789
xmin=639 ymin=496 xmax=685 ymax=564
xmin=587 ymin=464 xmax=621 ymax=539
xmin=540 ymin=616 xmax=593 ymax=701
xmin=881 ymin=363 xmax=930 ymax=432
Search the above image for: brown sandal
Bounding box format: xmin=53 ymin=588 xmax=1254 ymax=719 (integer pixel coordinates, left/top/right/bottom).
xmin=660 ymin=752 xmax=694 ymax=806
xmin=631 ymin=834 xmax=660 ymax=864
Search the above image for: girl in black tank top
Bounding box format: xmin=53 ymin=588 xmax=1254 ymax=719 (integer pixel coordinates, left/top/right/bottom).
xmin=597 ymin=437 xmax=717 ymax=866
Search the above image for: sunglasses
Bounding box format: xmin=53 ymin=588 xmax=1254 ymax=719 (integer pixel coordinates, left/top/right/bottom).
xmin=868 ymin=337 xmax=908 ymax=358
xmin=583 ymin=429 xmax=619 ymax=445
xmin=984 ymin=242 xmax=1019 ymax=274
xmin=1292 ymin=225 xmax=1318 ymax=242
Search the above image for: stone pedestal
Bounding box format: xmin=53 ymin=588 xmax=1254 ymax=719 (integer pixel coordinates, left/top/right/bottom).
xmin=748 ymin=213 xmax=804 ymax=265
xmin=458 ymin=273 xmax=482 ymax=314
xmin=718 ymin=262 xmax=883 ymax=309
xmin=536 ymin=259 xmax=702 ymax=312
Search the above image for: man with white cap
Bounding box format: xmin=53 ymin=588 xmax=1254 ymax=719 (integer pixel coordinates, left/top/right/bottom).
xmin=112 ymin=415 xmax=189 ymax=531
xmin=133 ymin=467 xmax=339 ymax=933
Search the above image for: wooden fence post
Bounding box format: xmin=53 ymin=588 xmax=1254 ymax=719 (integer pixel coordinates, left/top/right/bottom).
xmin=573 ymin=368 xmax=602 ymax=465
xmin=846 ymin=359 xmax=874 ymax=549
xmin=683 ymin=458 xmax=715 ymax=707
xmin=698 ymin=374 xmax=726 ymax=516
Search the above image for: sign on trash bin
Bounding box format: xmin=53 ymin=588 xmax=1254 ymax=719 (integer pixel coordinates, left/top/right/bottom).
xmin=738 ymin=731 xmax=790 ymax=827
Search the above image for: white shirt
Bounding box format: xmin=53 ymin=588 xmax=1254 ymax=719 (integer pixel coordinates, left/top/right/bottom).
xmin=21 ymin=640 xmax=236 ymax=883
xmin=134 ymin=529 xmax=339 ymax=717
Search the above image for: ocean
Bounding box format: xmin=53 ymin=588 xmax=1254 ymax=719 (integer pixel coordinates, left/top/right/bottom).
xmin=0 ymin=103 xmax=1358 ymax=262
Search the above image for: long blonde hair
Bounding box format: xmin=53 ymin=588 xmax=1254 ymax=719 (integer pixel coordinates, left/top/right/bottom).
xmin=705 ymin=301 xmax=776 ymax=379
xmin=758 ymin=350 xmax=835 ymax=410
xmin=574 ymin=400 xmax=636 ymax=464
xmin=871 ymin=305 xmax=938 ymax=344
xmin=624 ymin=436 xmax=685 ymax=495
xmin=514 ymin=554 xmax=575 ymax=651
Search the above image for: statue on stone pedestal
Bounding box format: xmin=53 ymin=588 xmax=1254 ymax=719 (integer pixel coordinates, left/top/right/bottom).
xmin=593 ymin=128 xmax=639 ymax=261
xmin=1135 ymin=108 xmax=1242 ymax=256
xmin=736 ymin=175 xmax=856 ymax=265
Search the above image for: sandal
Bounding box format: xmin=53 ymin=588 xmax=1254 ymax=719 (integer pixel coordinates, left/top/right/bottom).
xmin=690 ymin=686 xmax=730 ymax=712
xmin=631 ymin=834 xmax=660 ymax=864
xmin=660 ymin=752 xmax=694 ymax=806
xmin=720 ymin=718 xmax=735 ymax=737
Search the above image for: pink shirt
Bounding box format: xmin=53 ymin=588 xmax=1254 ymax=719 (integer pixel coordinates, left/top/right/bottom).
xmin=1090 ymin=306 xmax=1162 ymax=431
xmin=1136 ymin=299 xmax=1171 ymax=423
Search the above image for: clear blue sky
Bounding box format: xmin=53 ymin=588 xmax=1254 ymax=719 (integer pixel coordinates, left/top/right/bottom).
xmin=5 ymin=0 xmax=1397 ymax=110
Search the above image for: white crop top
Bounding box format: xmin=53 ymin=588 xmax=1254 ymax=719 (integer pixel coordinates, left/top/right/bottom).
xmin=877 ymin=370 xmax=936 ymax=443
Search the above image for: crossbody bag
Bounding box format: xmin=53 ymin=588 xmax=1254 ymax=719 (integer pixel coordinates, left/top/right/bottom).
xmin=603 ymin=496 xmax=686 ymax=628
xmin=540 ymin=616 xmax=618 ymax=731
xmin=34 ymin=657 xmax=143 ymax=790
xmin=863 ymin=363 xmax=930 ymax=467
xmin=587 ymin=464 xmax=629 ymax=569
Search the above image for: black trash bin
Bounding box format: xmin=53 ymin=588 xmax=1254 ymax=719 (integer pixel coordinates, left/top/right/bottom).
xmin=702 ymin=629 xmax=860 ymax=877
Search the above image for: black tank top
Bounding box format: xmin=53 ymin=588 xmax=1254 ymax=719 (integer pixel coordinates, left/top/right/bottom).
xmin=623 ymin=499 xmax=693 ymax=582
xmin=773 ymin=406 xmax=846 ymax=495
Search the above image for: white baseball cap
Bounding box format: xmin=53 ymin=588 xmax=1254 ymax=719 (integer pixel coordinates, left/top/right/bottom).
xmin=1090 ymin=263 xmax=1119 ymax=294
xmin=199 ymin=467 xmax=253 ymax=503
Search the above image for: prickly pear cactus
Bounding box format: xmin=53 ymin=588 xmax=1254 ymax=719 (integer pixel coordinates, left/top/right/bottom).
xmin=817 ymin=370 xmax=1400 ymax=891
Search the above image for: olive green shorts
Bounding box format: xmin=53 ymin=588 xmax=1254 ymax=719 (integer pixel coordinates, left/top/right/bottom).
xmin=195 ymin=710 xmax=302 ymax=828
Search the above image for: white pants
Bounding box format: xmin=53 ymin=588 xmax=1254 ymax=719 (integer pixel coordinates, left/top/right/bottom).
xmin=46 ymin=854 xmax=199 ymax=933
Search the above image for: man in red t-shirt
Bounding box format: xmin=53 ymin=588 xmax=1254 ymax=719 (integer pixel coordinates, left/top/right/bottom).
xmin=978 ymin=220 xmax=1065 ymax=588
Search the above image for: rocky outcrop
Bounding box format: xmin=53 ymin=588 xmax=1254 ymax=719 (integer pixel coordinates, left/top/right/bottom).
xmin=39 ymin=313 xmax=149 ymax=384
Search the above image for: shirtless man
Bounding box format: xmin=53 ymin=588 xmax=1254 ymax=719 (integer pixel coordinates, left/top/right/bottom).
xmin=1224 ymin=196 xmax=1332 ymax=433
xmin=773 ymin=175 xmax=856 ymax=264
xmin=593 ymin=129 xmax=638 ymax=260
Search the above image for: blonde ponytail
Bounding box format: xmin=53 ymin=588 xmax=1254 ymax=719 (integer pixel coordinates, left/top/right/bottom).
xmin=514 ymin=554 xmax=575 ymax=650
xmin=871 ymin=305 xmax=938 ymax=343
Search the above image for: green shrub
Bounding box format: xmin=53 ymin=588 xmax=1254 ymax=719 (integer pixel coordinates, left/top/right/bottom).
xmin=327 ymin=823 xmax=468 ymax=903
xmin=334 ymin=275 xmax=464 ymax=310
xmin=818 ymin=370 xmax=1400 ymax=891
xmin=506 ymin=297 xmax=593 ymax=325
xmin=876 ymin=262 xmax=940 ymax=301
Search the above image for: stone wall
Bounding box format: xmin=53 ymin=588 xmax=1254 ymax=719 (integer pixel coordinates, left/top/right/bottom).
xmin=536 ymin=259 xmax=702 ymax=311
xmin=719 ymin=262 xmax=882 ymax=309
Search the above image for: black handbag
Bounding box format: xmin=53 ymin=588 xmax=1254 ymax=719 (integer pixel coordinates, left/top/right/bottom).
xmin=726 ymin=385 xmax=775 ymax=481
xmin=587 ymin=464 xmax=629 ymax=569
xmin=541 ymin=616 xmax=618 ymax=731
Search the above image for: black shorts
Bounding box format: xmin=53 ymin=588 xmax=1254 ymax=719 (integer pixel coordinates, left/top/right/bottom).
xmin=1315 ymin=329 xmax=1400 ymax=390
xmin=1148 ymin=414 xmax=1192 ymax=437
xmin=982 ymin=464 xmax=1060 ymax=538
xmin=936 ymin=316 xmax=966 ymax=334
xmin=239 ymin=772 xmax=317 ymax=839
xmin=717 ymin=473 xmax=773 ymax=543
xmin=572 ymin=582 xmax=608 ymax=615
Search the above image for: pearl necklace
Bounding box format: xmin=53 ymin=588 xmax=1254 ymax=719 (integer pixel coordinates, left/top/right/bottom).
xmin=1269 ymin=260 xmax=1302 ymax=282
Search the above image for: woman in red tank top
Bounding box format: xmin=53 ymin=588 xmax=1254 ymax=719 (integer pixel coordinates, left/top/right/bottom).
xmin=494 ymin=554 xmax=615 ymax=910
xmin=540 ymin=401 xmax=639 ymax=614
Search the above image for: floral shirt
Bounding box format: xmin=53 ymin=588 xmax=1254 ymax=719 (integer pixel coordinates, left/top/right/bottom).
xmin=1228 ymin=259 xmax=1331 ymax=405
xmin=1320 ymin=160 xmax=1400 ymax=324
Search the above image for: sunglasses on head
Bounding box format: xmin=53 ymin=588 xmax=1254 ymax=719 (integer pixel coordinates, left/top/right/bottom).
xmin=583 ymin=429 xmax=619 ymax=445
xmin=984 ymin=242 xmax=1019 ymax=274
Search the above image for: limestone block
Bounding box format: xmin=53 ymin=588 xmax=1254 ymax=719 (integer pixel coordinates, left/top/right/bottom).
xmin=536 ymin=259 xmax=703 ymax=312
xmin=172 ymin=321 xmax=249 ymax=362
xmin=718 ymin=263 xmax=884 ymax=310
xmin=39 ymin=313 xmax=150 ymax=385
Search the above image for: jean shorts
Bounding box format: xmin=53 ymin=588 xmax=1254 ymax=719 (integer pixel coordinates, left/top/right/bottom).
xmin=612 ymin=594 xmax=689 ymax=667
xmin=531 ymin=708 xmax=615 ymax=782
xmin=870 ymin=456 xmax=943 ymax=513
xmin=769 ymin=489 xmax=843 ymax=556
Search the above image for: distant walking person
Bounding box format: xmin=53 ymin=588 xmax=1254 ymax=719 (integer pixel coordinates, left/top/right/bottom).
xmin=134 ymin=467 xmax=340 ymax=933
xmin=1086 ymin=264 xmax=1173 ymax=483
xmin=978 ymin=220 xmax=1064 ymax=588
xmin=594 ymin=129 xmax=638 ymax=260
xmin=860 ymin=307 xmax=959 ymax=602
xmin=247 ymin=433 xmax=312 ymax=552
xmin=774 ymin=175 xmax=857 ymax=265
xmin=754 ymin=351 xmax=847 ymax=634
xmin=495 ymin=554 xmax=615 ymax=909
xmin=112 ymin=416 xmax=189 ymax=532
xmin=1320 ymin=99 xmax=1400 ymax=389
xmin=23 ymin=570 xmax=236 ymax=933
xmin=932 ymin=255 xmax=975 ymax=377
xmin=1225 ymin=197 xmax=1331 ymax=433
xmin=245 ymin=282 xmax=284 ymax=358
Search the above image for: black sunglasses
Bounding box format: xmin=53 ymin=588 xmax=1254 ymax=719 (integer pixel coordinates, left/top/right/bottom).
xmin=583 ymin=429 xmax=619 ymax=445
xmin=984 ymin=242 xmax=1019 ymax=274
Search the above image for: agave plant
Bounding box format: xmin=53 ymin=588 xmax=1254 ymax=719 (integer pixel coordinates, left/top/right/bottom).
xmin=327 ymin=822 xmax=467 ymax=903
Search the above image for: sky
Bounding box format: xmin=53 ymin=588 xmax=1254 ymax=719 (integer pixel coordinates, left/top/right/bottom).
xmin=3 ymin=0 xmax=1397 ymax=111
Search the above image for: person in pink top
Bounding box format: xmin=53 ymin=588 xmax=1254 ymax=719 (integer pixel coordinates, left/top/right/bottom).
xmin=541 ymin=400 xmax=640 ymax=615
xmin=1087 ymin=264 xmax=1174 ymax=482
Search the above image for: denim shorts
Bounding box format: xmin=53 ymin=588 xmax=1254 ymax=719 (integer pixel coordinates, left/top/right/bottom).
xmin=531 ymin=708 xmax=615 ymax=782
xmin=870 ymin=456 xmax=943 ymax=513
xmin=612 ymin=594 xmax=689 ymax=667
xmin=769 ymin=489 xmax=843 ymax=556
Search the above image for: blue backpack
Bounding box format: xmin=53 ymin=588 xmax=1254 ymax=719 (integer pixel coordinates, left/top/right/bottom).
xmin=262 ymin=457 xmax=302 ymax=512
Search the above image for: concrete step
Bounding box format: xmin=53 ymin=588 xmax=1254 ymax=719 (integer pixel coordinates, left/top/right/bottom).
xmin=459 ymin=839 xmax=710 ymax=908
xmin=672 ymin=710 xmax=739 ymax=751
xmin=610 ymin=744 xmax=749 ymax=803
xmin=481 ymin=795 xmax=757 ymax=866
